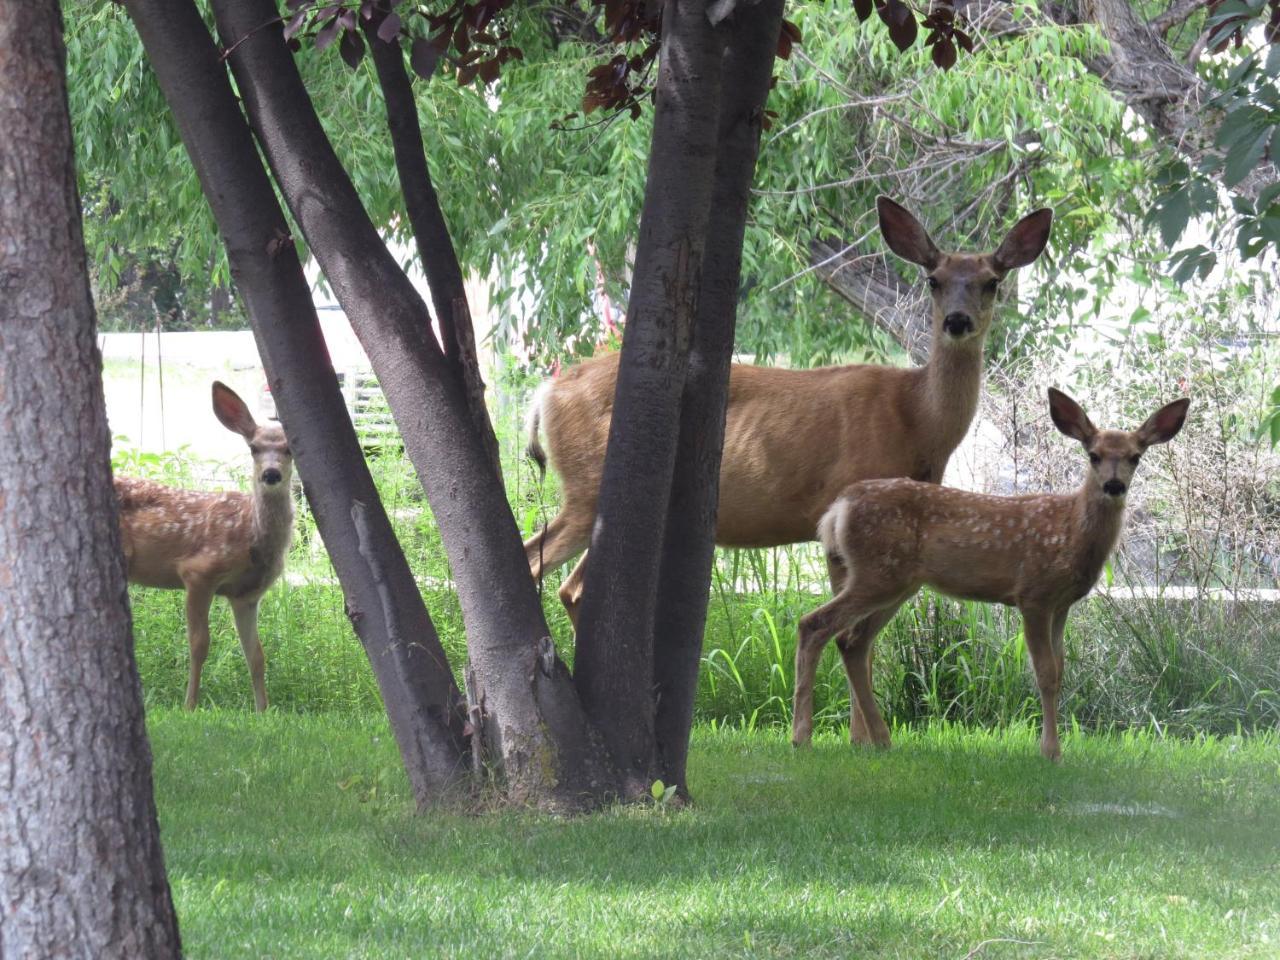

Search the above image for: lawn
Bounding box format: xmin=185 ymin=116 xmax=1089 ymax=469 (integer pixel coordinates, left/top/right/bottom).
xmin=149 ymin=709 xmax=1280 ymax=959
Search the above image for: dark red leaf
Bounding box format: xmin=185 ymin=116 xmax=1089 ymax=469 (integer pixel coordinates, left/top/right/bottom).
xmin=954 ymin=28 xmax=974 ymax=53
xmin=457 ymin=62 xmax=479 ymax=85
xmin=410 ymin=36 xmax=440 ymax=79
xmin=500 ymin=45 xmax=524 ymax=61
xmin=360 ymin=1 xmax=374 ymax=20
xmin=931 ymin=36 xmax=956 ymax=68
xmin=286 ymin=0 xmax=311 ymax=10
xmin=455 ymin=22 xmax=471 ymax=54
xmin=853 ymin=0 xmax=874 ymax=21
xmin=283 ymin=7 xmax=309 ymax=40
xmin=376 ymin=12 xmax=401 ymax=42
xmin=338 ymin=9 xmax=356 ymax=29
xmin=877 ymin=0 xmax=918 ymax=51
xmin=777 ymin=29 xmax=793 ymax=59
xmin=478 ymin=57 xmax=501 ymax=83
xmin=339 ymin=27 xmax=365 ymax=68
xmin=430 ymin=28 xmax=452 ymax=52
xmin=315 ymin=17 xmax=341 ymax=51
xmin=780 ymin=18 xmax=802 ymax=44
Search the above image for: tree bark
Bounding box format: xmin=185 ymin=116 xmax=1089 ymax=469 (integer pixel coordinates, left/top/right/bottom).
xmin=809 ymin=237 xmax=930 ymax=363
xmin=124 ymin=0 xmax=471 ymax=807
xmin=209 ymin=0 xmax=618 ymax=809
xmin=363 ymin=17 xmax=501 ymax=481
xmin=0 ymin=3 xmax=182 ymax=954
xmin=651 ymin=0 xmax=785 ymax=794
xmin=571 ymin=0 xmax=728 ymax=794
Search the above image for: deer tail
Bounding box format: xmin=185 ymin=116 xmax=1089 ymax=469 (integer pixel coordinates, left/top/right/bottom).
xmin=524 ymin=381 xmax=550 ymax=478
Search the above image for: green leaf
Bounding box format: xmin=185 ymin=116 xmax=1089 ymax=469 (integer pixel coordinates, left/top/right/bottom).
xmin=651 ymin=779 xmax=665 ymax=801
xmin=1223 ymin=129 xmax=1270 ymax=188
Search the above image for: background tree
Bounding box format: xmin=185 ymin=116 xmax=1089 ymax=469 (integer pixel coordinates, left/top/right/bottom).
xmin=0 ymin=2 xmax=182 ymax=954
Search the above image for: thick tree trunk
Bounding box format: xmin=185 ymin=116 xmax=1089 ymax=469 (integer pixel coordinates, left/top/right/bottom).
xmin=364 ymin=17 xmax=501 ymax=480
xmin=209 ymin=0 xmax=618 ymax=809
xmin=809 ymin=237 xmax=929 ymax=362
xmin=124 ymin=0 xmax=471 ymax=807
xmin=0 ymin=3 xmax=182 ymax=954
xmin=651 ymin=0 xmax=785 ymax=794
xmin=572 ymin=0 xmax=728 ymax=795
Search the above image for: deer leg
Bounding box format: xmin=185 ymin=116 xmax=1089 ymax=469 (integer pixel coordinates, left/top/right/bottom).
xmin=792 ymin=600 xmax=845 ymax=747
xmin=836 ymin=603 xmax=902 ymax=746
xmin=1022 ymin=607 xmax=1062 ymax=762
xmin=231 ymin=597 xmax=268 ymax=713
xmin=792 ymin=584 xmax=897 ymax=747
xmin=558 ymin=552 xmax=589 ymax=628
xmin=181 ymin=580 xmax=216 ymax=711
xmin=1051 ymin=606 xmax=1069 ymax=690
xmin=525 ymin=508 xmax=592 ymax=582
xmin=824 ymin=555 xmax=869 ymax=743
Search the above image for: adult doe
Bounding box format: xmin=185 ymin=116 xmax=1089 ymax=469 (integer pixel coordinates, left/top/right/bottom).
xmin=115 ymin=382 xmax=294 ymax=712
xmin=791 ymin=388 xmax=1190 ymax=760
xmin=524 ymin=198 xmax=1052 ymax=670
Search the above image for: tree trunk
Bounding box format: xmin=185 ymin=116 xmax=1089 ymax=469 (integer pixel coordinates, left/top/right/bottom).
xmin=208 ymin=0 xmax=618 ymax=809
xmin=364 ymin=17 xmax=501 ymax=481
xmin=124 ymin=0 xmax=471 ymax=807
xmin=0 ymin=3 xmax=182 ymax=954
xmin=571 ymin=0 xmax=728 ymax=795
xmin=652 ymin=0 xmax=785 ymax=794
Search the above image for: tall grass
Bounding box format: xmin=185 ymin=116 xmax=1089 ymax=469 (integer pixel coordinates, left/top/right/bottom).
xmin=114 ymin=386 xmax=1280 ymax=738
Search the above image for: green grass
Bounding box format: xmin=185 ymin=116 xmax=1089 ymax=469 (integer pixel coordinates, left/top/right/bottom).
xmin=149 ymin=709 xmax=1280 ymax=959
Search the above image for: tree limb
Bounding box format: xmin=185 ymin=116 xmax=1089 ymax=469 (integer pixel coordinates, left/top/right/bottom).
xmin=364 ymin=14 xmax=501 ymax=480
xmin=1148 ymin=0 xmax=1209 ymax=36
xmin=809 ymin=237 xmax=931 ymax=364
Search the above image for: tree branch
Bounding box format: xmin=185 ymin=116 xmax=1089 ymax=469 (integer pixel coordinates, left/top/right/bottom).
xmin=809 ymin=238 xmax=931 ymax=364
xmin=364 ymin=15 xmax=501 ymax=480
xmin=1148 ymin=0 xmax=1209 ymax=36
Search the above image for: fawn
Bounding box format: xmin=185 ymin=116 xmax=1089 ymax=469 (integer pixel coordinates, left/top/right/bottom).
xmin=791 ymin=388 xmax=1190 ymax=760
xmin=115 ymin=382 xmax=294 ymax=712
xmin=524 ymin=197 xmax=1053 ymax=635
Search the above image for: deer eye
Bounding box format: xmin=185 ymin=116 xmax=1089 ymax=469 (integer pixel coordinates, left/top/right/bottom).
xmin=985 ymin=278 xmax=1000 ymax=293
xmin=1088 ymin=452 xmax=1101 ymax=465
xmin=927 ymin=276 xmax=939 ymax=290
xmin=1129 ymin=454 xmax=1141 ymax=465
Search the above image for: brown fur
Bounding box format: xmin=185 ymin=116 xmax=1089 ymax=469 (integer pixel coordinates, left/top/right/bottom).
xmin=524 ymin=198 xmax=1054 ymax=626
xmin=116 ymin=382 xmax=294 ymax=712
xmin=791 ymin=389 xmax=1190 ymax=761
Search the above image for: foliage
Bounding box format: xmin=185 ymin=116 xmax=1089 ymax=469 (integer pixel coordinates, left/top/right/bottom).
xmin=1149 ymin=25 xmax=1280 ymax=273
xmin=149 ymin=709 xmax=1280 ymax=958
xmin=67 ymin=0 xmax=1165 ymax=366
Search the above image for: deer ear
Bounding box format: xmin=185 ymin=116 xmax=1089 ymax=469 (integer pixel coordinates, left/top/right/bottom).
xmin=1137 ymin=397 xmax=1190 ymax=446
xmin=877 ymin=196 xmax=941 ymax=270
xmin=1047 ymin=387 xmax=1096 ymax=445
xmin=993 ymin=208 xmax=1053 ymax=272
xmin=212 ymin=381 xmax=257 ymax=439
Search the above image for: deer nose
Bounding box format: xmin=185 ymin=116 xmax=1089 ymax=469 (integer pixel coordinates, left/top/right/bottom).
xmin=262 ymin=468 xmax=283 ymax=486
xmin=943 ymin=312 xmax=974 ymax=336
xmin=1102 ymin=479 xmax=1126 ymax=497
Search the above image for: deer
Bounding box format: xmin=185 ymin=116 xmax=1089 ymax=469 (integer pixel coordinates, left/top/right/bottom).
xmin=114 ymin=381 xmax=294 ymax=713
xmin=524 ymin=196 xmax=1052 ymax=740
xmin=791 ymin=388 xmax=1190 ymax=761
